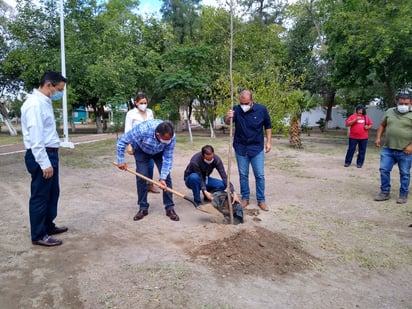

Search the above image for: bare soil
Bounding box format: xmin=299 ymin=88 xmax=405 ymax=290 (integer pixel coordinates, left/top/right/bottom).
xmin=1 ymin=131 xmax=411 ymax=309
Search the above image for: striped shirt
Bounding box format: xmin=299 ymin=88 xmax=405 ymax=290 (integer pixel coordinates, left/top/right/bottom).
xmin=116 ymin=119 xmax=176 ymax=179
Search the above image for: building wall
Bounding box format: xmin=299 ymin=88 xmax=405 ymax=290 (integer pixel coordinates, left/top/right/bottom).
xmin=301 ymin=106 xmax=385 ymax=130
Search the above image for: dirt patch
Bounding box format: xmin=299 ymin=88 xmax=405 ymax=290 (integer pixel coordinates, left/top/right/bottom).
xmin=187 ymin=226 xmax=318 ymax=278
xmin=1 ymin=131 xmax=412 ymax=308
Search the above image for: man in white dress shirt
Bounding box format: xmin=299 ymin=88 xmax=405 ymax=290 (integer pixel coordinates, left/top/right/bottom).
xmin=21 ymin=71 xmax=68 ymax=247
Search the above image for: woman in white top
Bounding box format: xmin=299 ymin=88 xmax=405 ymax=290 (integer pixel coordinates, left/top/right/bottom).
xmin=125 ymin=92 xmax=159 ymax=193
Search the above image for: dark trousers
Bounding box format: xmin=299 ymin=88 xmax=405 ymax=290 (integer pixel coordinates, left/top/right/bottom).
xmin=133 ymin=147 xmax=174 ymax=211
xmin=345 ymin=138 xmax=368 ymax=166
xmin=25 ymin=149 xmax=60 ymax=241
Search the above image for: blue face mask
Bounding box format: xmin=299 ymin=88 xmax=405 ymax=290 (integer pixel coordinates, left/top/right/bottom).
xmin=51 ymin=91 xmax=63 ymax=101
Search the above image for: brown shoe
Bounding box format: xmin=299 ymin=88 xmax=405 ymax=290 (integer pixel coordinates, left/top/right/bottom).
xmin=133 ymin=209 xmax=148 ymax=221
xmin=241 ymin=200 xmax=249 ymax=208
xmin=166 ymin=209 xmax=180 ymax=221
xmin=147 ymin=184 xmax=160 ymax=194
xmin=32 ymin=235 xmax=62 ymax=247
xmin=258 ymin=202 xmax=269 ymax=211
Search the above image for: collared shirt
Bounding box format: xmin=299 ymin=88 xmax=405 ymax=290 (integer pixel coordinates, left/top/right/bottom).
xmin=124 ymin=107 xmax=154 ymax=132
xmin=232 ymin=102 xmax=272 ymax=156
xmin=21 ymin=89 xmax=60 ymax=169
xmin=184 ymin=152 xmax=235 ymax=192
xmin=116 ymin=119 xmax=176 ymax=179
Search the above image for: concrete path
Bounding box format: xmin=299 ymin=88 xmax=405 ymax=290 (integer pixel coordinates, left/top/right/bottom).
xmin=0 ymin=133 xmax=117 ymax=156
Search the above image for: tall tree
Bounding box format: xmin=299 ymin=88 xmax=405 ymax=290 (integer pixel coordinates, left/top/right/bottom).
xmin=325 ymin=0 xmax=412 ymax=106
xmin=239 ymin=0 xmax=287 ymax=25
xmin=160 ymin=0 xmax=201 ymax=44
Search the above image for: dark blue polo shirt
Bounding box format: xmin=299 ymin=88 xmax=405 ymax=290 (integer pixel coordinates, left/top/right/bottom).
xmin=232 ymin=102 xmax=272 ymax=156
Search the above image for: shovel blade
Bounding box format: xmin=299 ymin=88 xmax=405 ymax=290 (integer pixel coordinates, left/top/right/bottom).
xmin=197 ymin=203 xmax=226 ymax=224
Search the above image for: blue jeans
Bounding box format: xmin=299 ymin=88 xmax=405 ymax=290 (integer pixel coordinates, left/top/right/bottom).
xmin=235 ymin=150 xmax=265 ymax=202
xmin=185 ymin=173 xmax=226 ymax=205
xmin=25 ymin=149 xmax=60 ymax=241
xmin=379 ymin=147 xmax=412 ymax=196
xmin=344 ymin=138 xmax=368 ymax=166
xmin=147 ymin=159 xmax=155 ymax=180
xmin=134 ymin=147 xmax=174 ymax=211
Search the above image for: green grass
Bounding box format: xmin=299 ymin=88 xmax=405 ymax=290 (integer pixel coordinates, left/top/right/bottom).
xmin=0 ymin=134 xmax=22 ymax=145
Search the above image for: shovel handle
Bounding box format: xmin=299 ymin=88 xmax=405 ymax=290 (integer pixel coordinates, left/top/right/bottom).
xmin=112 ymin=162 xmax=197 ymax=207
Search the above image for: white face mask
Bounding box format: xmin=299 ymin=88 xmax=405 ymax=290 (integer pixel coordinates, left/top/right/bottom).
xmin=137 ymin=104 xmax=147 ymax=112
xmin=397 ymin=105 xmax=410 ymax=114
xmin=240 ymin=104 xmax=251 ymax=113
xmin=159 ymin=138 xmax=172 ymax=145
xmin=203 ymin=158 xmax=214 ymax=164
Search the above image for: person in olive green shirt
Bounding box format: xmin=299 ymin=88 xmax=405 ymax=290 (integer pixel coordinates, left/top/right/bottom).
xmin=374 ymin=93 xmax=412 ymax=204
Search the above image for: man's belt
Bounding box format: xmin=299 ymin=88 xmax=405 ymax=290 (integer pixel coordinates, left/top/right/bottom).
xmin=45 ymin=147 xmax=59 ymax=152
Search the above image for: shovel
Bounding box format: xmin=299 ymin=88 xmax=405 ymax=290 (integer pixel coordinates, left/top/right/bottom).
xmin=112 ymin=162 xmax=226 ymax=222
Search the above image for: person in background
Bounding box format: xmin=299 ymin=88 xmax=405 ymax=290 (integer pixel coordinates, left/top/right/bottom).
xmin=21 ymin=70 xmax=69 ymax=247
xmin=124 ymin=92 xmax=159 ymax=193
xmin=116 ymin=120 xmax=179 ymax=221
xmin=374 ymin=93 xmax=412 ymax=204
xmin=344 ymin=104 xmax=373 ymax=168
xmin=184 ymin=145 xmax=240 ymax=206
xmin=224 ymin=90 xmax=272 ymax=211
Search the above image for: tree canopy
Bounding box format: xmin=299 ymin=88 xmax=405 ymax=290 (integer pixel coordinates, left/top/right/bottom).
xmin=1 ymin=0 xmax=412 ymax=140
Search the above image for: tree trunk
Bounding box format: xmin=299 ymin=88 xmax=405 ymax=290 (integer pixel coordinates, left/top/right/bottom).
xmin=385 ymin=77 xmax=396 ymax=107
xmin=289 ymin=116 xmax=302 ymax=148
xmin=209 ymin=120 xmax=215 ymax=138
xmin=0 ymin=102 xmax=18 ymax=136
xmin=324 ymin=87 xmax=336 ymax=128
xmin=184 ymin=106 xmax=193 ymax=144
xmin=3 ymin=118 xmax=18 ymax=136
xmin=70 ymin=119 xmax=76 ymax=133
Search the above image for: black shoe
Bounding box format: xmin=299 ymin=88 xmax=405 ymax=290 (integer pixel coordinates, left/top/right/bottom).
xmin=49 ymin=226 xmax=68 ymax=235
xmin=166 ymin=209 xmax=180 ymax=221
xmin=32 ymin=235 xmax=62 ymax=247
xmin=344 ymin=163 xmax=350 ymax=167
xmin=133 ymin=210 xmax=148 ymax=221
xmin=357 ymin=165 xmax=362 ymax=168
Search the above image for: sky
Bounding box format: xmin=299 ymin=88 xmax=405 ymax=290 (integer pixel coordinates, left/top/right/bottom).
xmin=3 ymin=0 xmax=221 ymax=15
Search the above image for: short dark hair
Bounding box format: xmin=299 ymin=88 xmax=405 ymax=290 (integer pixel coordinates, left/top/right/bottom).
xmin=201 ymin=145 xmax=214 ymax=156
xmin=396 ymin=93 xmax=412 ymax=101
xmin=39 ymin=71 xmax=67 ymax=87
xmin=155 ymin=121 xmax=174 ymax=137
xmin=135 ymin=92 xmax=148 ymax=102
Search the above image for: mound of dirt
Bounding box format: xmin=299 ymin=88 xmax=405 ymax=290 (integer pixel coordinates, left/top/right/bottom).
xmin=187 ymin=226 xmax=318 ymax=278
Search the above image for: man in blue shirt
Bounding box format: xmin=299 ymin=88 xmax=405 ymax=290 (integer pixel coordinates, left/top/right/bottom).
xmin=225 ymin=90 xmax=272 ymax=211
xmin=116 ymin=120 xmax=179 ymax=221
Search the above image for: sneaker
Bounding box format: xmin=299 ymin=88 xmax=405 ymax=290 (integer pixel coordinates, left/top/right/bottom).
xmin=32 ymin=235 xmax=62 ymax=247
xmin=357 ymin=165 xmax=362 ymax=168
xmin=344 ymin=163 xmax=350 ymax=167
xmin=396 ymin=196 xmax=408 ymax=204
xmin=374 ymin=193 xmax=390 ymax=201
